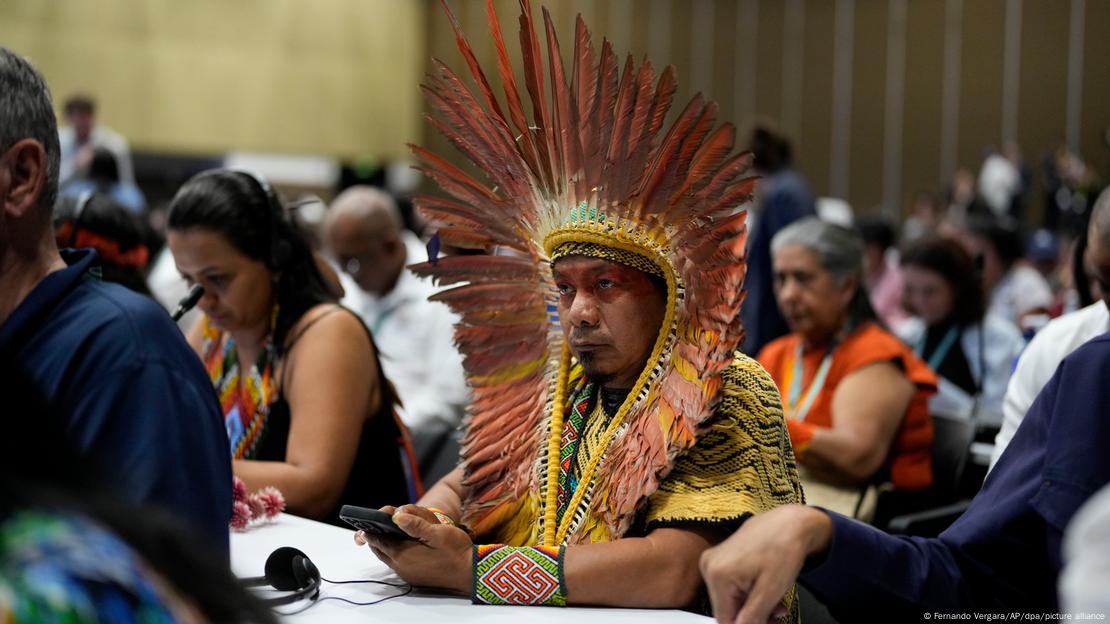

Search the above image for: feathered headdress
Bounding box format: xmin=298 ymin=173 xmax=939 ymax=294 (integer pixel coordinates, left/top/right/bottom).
xmin=410 ymin=0 xmax=756 ymax=546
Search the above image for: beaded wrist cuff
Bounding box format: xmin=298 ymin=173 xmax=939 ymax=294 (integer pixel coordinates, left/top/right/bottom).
xmin=472 ymin=544 xmax=567 ymax=606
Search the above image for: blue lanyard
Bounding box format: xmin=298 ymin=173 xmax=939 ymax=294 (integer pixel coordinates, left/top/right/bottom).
xmin=914 ymin=325 xmax=960 ymax=371
xmin=786 ymin=342 xmax=835 ymax=422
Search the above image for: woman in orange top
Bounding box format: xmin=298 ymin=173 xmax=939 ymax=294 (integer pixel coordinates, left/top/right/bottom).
xmin=758 ymin=218 xmax=936 ymax=503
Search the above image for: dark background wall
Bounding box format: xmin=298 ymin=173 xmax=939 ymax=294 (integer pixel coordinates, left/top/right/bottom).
xmin=426 ymin=0 xmax=1110 ymax=221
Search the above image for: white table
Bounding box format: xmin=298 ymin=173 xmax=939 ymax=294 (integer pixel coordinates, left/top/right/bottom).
xmin=231 ymin=513 xmax=712 ymax=623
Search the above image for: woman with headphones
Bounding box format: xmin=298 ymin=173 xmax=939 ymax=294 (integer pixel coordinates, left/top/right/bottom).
xmin=166 ymin=169 xmax=416 ymax=525
xmin=54 ymin=192 xmax=152 ymax=296
xmin=897 ymin=235 xmax=1026 ymax=430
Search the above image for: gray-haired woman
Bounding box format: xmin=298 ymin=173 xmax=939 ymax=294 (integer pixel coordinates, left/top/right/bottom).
xmin=756 ymin=217 xmax=937 ymax=518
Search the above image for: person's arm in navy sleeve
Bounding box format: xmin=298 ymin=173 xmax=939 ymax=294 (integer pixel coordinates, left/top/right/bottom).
xmin=701 ymin=335 xmax=1110 ymax=624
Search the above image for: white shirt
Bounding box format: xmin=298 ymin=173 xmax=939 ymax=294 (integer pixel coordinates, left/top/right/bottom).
xmin=897 ymin=315 xmax=1025 ymax=429
xmin=340 ymin=231 xmax=469 ymax=435
xmin=1061 ymin=482 xmax=1110 ymax=615
xmin=988 ymin=264 xmax=1054 ymax=327
xmin=990 ymin=301 xmax=1110 ymax=470
xmin=58 ymin=125 xmax=135 ymax=188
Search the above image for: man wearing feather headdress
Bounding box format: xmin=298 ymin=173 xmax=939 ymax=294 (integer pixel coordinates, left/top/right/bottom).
xmin=354 ymin=1 xmax=802 ymax=617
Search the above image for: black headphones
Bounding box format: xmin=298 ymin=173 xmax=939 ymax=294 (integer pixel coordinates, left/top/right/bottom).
xmin=240 ymin=546 xmax=321 ymax=606
xmin=227 ymin=168 xmax=292 ymax=270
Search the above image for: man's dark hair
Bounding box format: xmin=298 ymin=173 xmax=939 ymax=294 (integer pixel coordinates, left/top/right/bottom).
xmin=857 ymin=216 xmax=898 ymax=252
xmin=0 ymin=47 xmax=61 ymax=219
xmin=63 ymin=93 xmax=96 ymax=116
xmin=88 ymin=147 xmax=121 ymax=185
xmin=749 ymin=125 xmax=793 ymax=173
xmin=965 ymin=214 xmax=1024 ymax=270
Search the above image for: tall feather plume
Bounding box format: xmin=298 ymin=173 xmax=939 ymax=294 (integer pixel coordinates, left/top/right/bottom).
xmin=572 ymin=16 xmax=598 ymax=184
xmin=519 ymin=0 xmax=558 ymax=196
xmin=440 ymin=0 xmax=506 ymax=123
xmin=586 ymin=40 xmax=619 ymax=197
xmin=541 ymin=7 xmax=580 ymax=201
xmin=413 ymin=0 xmax=757 ymax=542
xmin=486 ymin=0 xmax=547 ymax=192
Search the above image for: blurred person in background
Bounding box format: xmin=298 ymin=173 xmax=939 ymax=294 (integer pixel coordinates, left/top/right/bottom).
xmin=961 ymin=214 xmax=1053 ymax=330
xmin=758 ymin=217 xmax=936 ymax=518
xmin=1043 ymin=144 xmax=1100 ymax=234
xmin=57 ymin=93 xmax=135 ymax=191
xmin=740 ymin=124 xmax=817 ymax=355
xmin=901 ymin=190 xmax=945 ymax=242
xmin=945 ymin=168 xmax=979 ymax=227
xmin=990 ymin=189 xmax=1110 ymax=470
xmin=897 ymin=236 xmax=1025 ymax=430
xmin=858 ymin=215 xmax=908 ymax=329
xmin=0 ymin=46 xmax=231 ymax=556
xmin=323 ymin=186 xmax=468 ymax=484
xmin=167 ymin=169 xmax=416 ymax=525
xmin=54 ymin=192 xmax=152 ymax=296
xmin=59 ymin=146 xmax=146 ymax=213
xmin=978 ymin=146 xmax=1024 ymax=222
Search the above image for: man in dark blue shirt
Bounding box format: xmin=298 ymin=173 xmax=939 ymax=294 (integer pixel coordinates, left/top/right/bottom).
xmin=700 ymin=332 xmax=1110 ymax=623
xmin=0 ymin=47 xmax=231 ymax=557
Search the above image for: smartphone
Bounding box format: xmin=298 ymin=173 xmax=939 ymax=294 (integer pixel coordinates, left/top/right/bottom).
xmin=339 ymin=505 xmax=414 ymax=540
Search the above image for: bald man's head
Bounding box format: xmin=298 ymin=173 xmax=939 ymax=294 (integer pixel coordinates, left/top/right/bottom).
xmin=1087 ymin=190 xmax=1110 ymax=308
xmin=327 ymin=186 xmax=403 ymax=234
xmin=324 ymin=186 xmax=407 ymax=296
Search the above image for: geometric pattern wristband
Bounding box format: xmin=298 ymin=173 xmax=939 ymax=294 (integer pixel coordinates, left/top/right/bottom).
xmin=472 ymin=544 xmax=567 ymax=606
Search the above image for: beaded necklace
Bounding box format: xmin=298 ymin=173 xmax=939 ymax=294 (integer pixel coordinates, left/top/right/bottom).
xmin=202 ymin=305 xmax=279 ymax=459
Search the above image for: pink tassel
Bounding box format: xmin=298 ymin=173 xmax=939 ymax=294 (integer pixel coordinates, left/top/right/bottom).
xmin=229 ymin=477 xmax=286 ymax=530
xmin=247 ymin=495 xmax=266 ymax=520
xmin=256 ymin=487 xmax=286 ymax=519
xmin=231 ymin=500 xmax=251 ymax=530
xmin=232 ymin=476 xmax=248 ymax=504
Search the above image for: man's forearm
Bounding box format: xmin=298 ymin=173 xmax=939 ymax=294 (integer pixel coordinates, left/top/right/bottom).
xmin=562 ymin=527 xmax=718 ymax=608
xmin=416 ymin=466 xmax=466 ymax=520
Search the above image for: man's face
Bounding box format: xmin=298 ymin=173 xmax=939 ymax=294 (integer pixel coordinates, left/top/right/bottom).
xmin=324 ymin=213 xmax=400 ymax=297
xmin=553 ymin=255 xmax=666 ymax=390
xmin=1085 ymin=224 xmax=1110 ymax=308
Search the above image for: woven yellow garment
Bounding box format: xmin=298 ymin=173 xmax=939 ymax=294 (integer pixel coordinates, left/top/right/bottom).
xmin=472 ymin=353 xmax=802 ymax=621
xmin=475 ymin=353 xmax=802 ymax=543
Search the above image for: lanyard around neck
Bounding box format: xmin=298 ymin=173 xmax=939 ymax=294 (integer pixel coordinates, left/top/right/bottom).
xmin=783 ymin=341 xmax=835 ymax=422
xmin=914 ymin=324 xmax=960 ymax=371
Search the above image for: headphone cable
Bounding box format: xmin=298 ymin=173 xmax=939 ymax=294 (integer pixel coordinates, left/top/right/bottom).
xmin=274 ymin=578 xmax=412 ymax=616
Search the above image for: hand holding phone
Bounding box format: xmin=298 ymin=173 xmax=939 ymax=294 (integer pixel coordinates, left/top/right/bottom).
xmin=339 ymin=505 xmax=415 ymax=540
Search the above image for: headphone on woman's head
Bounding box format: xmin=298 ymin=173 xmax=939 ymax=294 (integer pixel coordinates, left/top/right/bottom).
xmin=228 ymin=168 xmax=292 ymax=271
xmin=55 ymin=190 xmax=96 ymax=248
xmin=240 ymin=546 xmax=321 ymax=606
